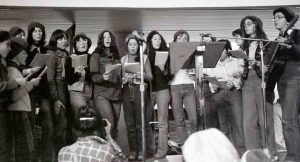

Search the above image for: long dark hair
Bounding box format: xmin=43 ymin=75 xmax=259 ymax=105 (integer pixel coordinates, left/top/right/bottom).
xmin=47 ymin=29 xmax=68 ymax=51
xmin=93 ymin=30 xmax=120 ymax=60
xmin=240 ymin=16 xmax=268 ymax=49
xmin=146 ymin=30 xmax=168 ymax=63
xmin=27 ymin=22 xmax=46 ymax=48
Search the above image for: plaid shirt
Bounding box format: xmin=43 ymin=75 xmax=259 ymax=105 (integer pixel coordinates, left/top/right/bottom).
xmin=58 ymin=136 xmax=116 ymax=162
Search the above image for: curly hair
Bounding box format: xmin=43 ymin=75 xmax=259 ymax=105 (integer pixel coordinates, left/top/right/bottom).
xmin=93 ymin=30 xmax=120 ymax=60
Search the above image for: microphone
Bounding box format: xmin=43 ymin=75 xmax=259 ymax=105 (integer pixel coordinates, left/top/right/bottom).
xmin=132 ymin=30 xmax=145 ymax=42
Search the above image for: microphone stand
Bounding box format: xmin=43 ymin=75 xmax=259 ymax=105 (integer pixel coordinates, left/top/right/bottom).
xmin=259 ymin=41 xmax=268 ymax=148
xmin=136 ymin=36 xmax=146 ymax=162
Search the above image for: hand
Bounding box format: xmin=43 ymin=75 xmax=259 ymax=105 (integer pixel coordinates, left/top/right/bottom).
xmin=211 ymin=84 xmax=219 ymax=92
xmin=15 ymin=78 xmax=27 ymax=86
xmin=103 ymin=73 xmax=110 ymax=80
xmin=75 ymin=66 xmax=84 ymax=73
xmin=277 ymin=36 xmax=288 ymax=43
xmin=156 ymin=64 xmax=165 ymax=71
xmin=30 ymin=78 xmax=41 ymax=87
xmin=54 ymin=100 xmax=65 ymax=115
xmin=30 ymin=67 xmax=41 ymax=74
xmin=103 ymin=119 xmax=112 ymax=137
xmin=226 ymin=81 xmax=234 ymax=89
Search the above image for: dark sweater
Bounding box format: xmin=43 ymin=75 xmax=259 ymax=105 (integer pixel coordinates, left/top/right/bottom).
xmin=89 ymin=51 xmax=122 ymax=101
xmin=148 ymin=49 xmax=170 ymax=92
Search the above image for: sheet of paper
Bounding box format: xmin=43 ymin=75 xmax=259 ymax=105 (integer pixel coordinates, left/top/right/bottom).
xmin=29 ymin=53 xmax=52 ymax=67
xmin=124 ymin=62 xmax=140 ymax=74
xmin=155 ymin=51 xmax=169 ymax=67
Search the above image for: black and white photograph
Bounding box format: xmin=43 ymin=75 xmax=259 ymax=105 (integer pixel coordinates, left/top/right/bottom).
xmin=0 ymin=0 xmax=299 ymax=161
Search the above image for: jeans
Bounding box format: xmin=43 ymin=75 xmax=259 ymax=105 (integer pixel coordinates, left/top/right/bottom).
xmin=170 ymin=84 xmax=198 ymax=144
xmin=151 ymin=89 xmax=170 ymax=154
xmin=39 ymin=99 xmax=56 ymax=162
xmin=212 ymin=88 xmax=245 ymax=154
xmin=95 ymin=96 xmax=121 ymax=139
xmin=123 ymin=84 xmax=152 ymax=153
xmin=0 ymin=111 xmax=9 ymax=162
xmin=277 ymin=61 xmax=300 ymax=161
xmin=242 ymin=70 xmax=276 ymax=152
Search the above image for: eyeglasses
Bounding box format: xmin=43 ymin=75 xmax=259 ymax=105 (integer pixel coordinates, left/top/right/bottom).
xmin=243 ymin=22 xmax=253 ymax=27
xmin=272 ymin=16 xmax=285 ymax=21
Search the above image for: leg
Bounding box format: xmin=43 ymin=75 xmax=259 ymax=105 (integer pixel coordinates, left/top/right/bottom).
xmin=278 ymin=82 xmax=300 ymax=161
xmin=0 ymin=112 xmax=9 ymax=162
xmin=228 ymin=89 xmax=245 ymax=155
xmin=183 ymin=84 xmax=198 ymax=134
xmin=122 ymin=85 xmax=137 ymax=152
xmin=212 ymin=89 xmax=230 ymax=137
xmin=111 ymin=100 xmax=122 ymax=139
xmin=170 ymin=85 xmax=187 ymax=145
xmin=39 ymin=99 xmax=55 ymax=162
xmin=155 ymin=89 xmax=170 ymax=158
xmin=242 ymin=84 xmax=261 ymax=150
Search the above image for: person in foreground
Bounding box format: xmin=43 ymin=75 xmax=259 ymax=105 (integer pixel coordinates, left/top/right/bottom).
xmin=58 ymin=106 xmax=126 ymax=162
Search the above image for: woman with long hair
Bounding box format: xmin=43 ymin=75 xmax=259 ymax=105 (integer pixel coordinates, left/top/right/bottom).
xmin=145 ymin=30 xmax=170 ymax=159
xmin=240 ymin=16 xmax=276 ymax=153
xmin=89 ymin=30 xmax=122 ymax=139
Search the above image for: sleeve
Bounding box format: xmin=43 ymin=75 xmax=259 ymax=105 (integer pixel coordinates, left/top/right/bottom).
xmin=89 ymin=53 xmax=105 ymax=84
xmin=46 ymin=55 xmax=60 ymax=102
xmin=0 ymin=76 xmax=18 ymax=95
xmin=7 ymin=67 xmax=33 ymax=102
xmin=289 ymin=30 xmax=300 ymax=57
xmin=144 ymin=56 xmax=153 ymax=81
xmin=65 ymin=56 xmax=81 ymax=85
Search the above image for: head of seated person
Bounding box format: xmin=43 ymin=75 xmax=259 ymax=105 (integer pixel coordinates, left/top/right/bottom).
xmin=73 ymin=106 xmax=106 ymax=139
xmin=182 ymin=128 xmax=240 ymax=162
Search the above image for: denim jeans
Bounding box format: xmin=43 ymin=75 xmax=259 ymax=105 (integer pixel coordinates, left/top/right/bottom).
xmin=123 ymin=84 xmax=152 ymax=153
xmin=212 ymin=88 xmax=245 ymax=155
xmin=151 ymin=89 xmax=170 ymax=154
xmin=39 ymin=99 xmax=56 ymax=162
xmin=277 ymin=61 xmax=300 ymax=161
xmin=170 ymin=84 xmax=198 ymax=144
xmin=242 ymin=70 xmax=276 ymax=152
xmin=0 ymin=111 xmax=9 ymax=162
xmin=95 ymin=96 xmax=121 ymax=139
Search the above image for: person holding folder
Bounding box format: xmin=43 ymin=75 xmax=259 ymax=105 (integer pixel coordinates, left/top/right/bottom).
xmin=121 ymin=33 xmax=153 ymax=160
xmin=46 ymin=29 xmax=69 ymax=155
xmin=90 ymin=30 xmax=122 ymax=139
xmin=145 ymin=30 xmax=170 ymax=159
xmin=65 ymin=33 xmax=92 ymax=116
xmin=240 ymin=16 xmax=276 ymax=153
xmin=25 ymin=22 xmax=56 ymax=162
xmin=6 ymin=37 xmax=41 ymax=162
xmin=169 ymin=30 xmax=198 ymax=147
xmin=204 ymin=39 xmax=245 ymax=156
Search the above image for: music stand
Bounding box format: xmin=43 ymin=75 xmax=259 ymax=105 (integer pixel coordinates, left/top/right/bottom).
xmin=169 ymin=42 xmax=226 ymax=129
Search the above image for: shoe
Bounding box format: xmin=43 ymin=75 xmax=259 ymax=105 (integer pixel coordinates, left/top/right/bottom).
xmin=128 ymin=151 xmax=137 ymax=160
xmin=154 ymin=152 xmax=166 ymax=159
xmin=137 ymin=151 xmax=143 ymax=160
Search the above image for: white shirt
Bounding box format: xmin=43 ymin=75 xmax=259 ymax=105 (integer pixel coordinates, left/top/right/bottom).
xmin=204 ymin=56 xmax=244 ymax=91
xmin=169 ymin=69 xmax=194 ymax=85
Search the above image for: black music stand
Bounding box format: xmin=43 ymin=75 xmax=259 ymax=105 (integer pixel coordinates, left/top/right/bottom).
xmin=169 ymin=41 xmax=226 ymax=129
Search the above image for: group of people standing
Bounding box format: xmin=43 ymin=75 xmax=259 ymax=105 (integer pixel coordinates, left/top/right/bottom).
xmin=0 ymin=5 xmax=299 ymax=162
